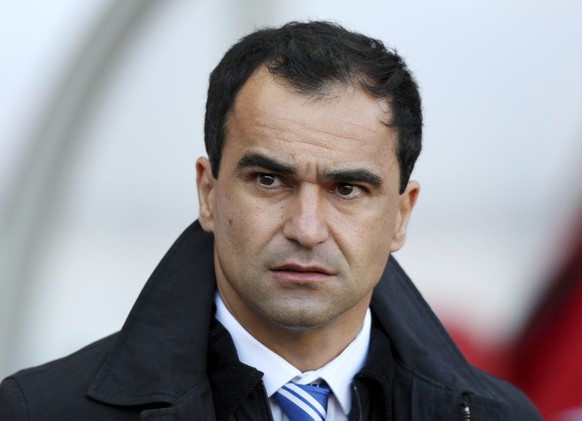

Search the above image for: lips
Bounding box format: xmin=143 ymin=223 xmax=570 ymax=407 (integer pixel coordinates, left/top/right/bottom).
xmin=269 ymin=263 xmax=335 ymax=283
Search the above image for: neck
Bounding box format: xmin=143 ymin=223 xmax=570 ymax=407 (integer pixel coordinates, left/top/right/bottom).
xmin=222 ymin=294 xmax=371 ymax=372
xmin=259 ymin=319 xmax=365 ymax=372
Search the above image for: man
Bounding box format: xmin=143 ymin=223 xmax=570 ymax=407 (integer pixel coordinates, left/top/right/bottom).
xmin=0 ymin=21 xmax=540 ymax=420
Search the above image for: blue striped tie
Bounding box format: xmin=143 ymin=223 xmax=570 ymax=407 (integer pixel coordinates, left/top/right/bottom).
xmin=274 ymin=382 xmax=330 ymax=421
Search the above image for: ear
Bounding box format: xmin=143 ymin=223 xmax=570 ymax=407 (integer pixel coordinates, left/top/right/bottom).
xmin=390 ymin=180 xmax=420 ymax=252
xmin=196 ymin=157 xmax=216 ymax=233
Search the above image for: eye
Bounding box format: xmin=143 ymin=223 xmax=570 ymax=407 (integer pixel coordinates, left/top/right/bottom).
xmin=256 ymin=173 xmax=281 ymax=189
xmin=337 ymin=184 xmax=354 ymax=196
xmin=334 ymin=183 xmax=365 ymax=199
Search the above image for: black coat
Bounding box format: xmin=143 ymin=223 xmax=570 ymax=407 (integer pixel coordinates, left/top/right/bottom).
xmin=0 ymin=221 xmax=542 ymax=420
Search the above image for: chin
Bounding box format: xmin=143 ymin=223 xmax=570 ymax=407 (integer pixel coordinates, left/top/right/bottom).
xmin=268 ymin=308 xmax=337 ymax=331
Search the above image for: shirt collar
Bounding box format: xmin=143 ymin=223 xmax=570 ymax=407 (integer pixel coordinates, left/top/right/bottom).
xmin=215 ymin=293 xmax=371 ymax=415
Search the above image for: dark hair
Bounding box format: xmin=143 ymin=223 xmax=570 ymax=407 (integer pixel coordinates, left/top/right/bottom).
xmin=204 ymin=21 xmax=422 ymax=192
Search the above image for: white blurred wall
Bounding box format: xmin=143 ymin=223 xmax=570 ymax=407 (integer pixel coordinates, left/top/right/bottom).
xmin=1 ymin=0 xmax=581 ymax=378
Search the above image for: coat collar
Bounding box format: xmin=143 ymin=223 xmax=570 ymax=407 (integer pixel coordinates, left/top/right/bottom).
xmin=87 ymin=220 xmax=495 ymax=409
xmin=371 ymin=258 xmax=498 ymax=398
xmin=88 ymin=221 xmax=216 ymax=407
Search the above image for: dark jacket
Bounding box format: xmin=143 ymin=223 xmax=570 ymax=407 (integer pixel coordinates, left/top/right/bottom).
xmin=0 ymin=221 xmax=542 ymax=420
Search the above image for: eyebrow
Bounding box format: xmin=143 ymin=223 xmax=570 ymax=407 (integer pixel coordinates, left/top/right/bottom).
xmin=323 ymin=169 xmax=383 ymax=188
xmin=237 ymin=153 xmax=296 ymax=175
xmin=236 ymin=152 xmax=383 ymax=188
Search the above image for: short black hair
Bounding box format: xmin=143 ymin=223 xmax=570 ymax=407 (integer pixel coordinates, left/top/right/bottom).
xmin=204 ymin=21 xmax=422 ymax=193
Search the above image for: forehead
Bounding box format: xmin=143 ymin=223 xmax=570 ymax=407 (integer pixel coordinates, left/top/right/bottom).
xmin=224 ymin=66 xmax=397 ymax=173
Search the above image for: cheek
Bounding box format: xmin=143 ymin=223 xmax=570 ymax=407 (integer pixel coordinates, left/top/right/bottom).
xmin=215 ymin=190 xmax=281 ymax=248
xmin=337 ymin=205 xmax=396 ymax=272
xmin=213 ymin=191 xmax=246 ymax=251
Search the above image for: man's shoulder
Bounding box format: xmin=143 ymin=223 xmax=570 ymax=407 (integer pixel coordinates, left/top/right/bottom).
xmin=5 ymin=333 xmax=117 ymax=385
xmin=0 ymin=333 xmax=118 ymax=420
xmin=395 ymin=360 xmax=543 ymax=419
xmin=471 ymin=367 xmax=543 ymax=419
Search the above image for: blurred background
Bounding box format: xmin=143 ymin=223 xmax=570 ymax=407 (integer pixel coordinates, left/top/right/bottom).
xmin=1 ymin=1 xmax=581 ymax=418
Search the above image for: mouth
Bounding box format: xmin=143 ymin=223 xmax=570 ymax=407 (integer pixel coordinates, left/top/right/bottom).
xmin=269 ymin=263 xmax=335 ymax=284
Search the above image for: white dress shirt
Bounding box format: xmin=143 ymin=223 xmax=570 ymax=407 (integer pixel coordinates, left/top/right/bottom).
xmin=215 ymin=293 xmax=371 ymax=421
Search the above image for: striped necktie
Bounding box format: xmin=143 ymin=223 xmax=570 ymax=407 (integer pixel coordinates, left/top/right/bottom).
xmin=274 ymin=382 xmax=330 ymax=421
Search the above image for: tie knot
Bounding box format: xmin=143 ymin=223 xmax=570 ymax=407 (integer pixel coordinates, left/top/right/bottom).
xmin=275 ymin=382 xmax=330 ymax=421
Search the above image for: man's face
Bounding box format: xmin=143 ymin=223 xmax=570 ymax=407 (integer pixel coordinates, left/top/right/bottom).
xmin=197 ymin=66 xmax=418 ymax=339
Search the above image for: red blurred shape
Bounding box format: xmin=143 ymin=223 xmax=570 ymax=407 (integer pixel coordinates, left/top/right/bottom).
xmin=447 ymin=211 xmax=582 ymax=420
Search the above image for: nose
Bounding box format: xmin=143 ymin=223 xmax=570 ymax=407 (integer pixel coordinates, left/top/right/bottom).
xmin=282 ymin=184 xmax=330 ymax=248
